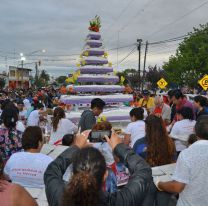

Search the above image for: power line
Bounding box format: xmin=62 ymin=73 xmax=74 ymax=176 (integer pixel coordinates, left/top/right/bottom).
xmin=103 ymin=0 xmax=136 ymax=33
xmin=149 ymin=34 xmax=189 ymax=45
xmin=119 ymin=0 xmax=155 ymax=31
xmin=118 ymin=47 xmax=137 ymax=65
xmin=147 ymin=0 xmax=208 ymax=39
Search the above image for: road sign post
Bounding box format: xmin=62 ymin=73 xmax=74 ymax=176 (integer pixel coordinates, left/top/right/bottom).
xmin=157 ymin=78 xmax=168 ymax=89
xmin=198 ymin=75 xmax=208 ymax=91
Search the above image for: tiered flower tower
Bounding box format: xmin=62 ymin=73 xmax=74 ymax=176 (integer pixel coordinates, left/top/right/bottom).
xmin=60 ymin=16 xmax=133 ymax=124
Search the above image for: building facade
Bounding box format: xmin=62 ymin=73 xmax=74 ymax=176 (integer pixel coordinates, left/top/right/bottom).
xmin=8 ymin=66 xmax=32 ymax=89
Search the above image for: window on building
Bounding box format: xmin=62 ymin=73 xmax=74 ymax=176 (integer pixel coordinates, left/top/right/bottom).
xmin=23 ymin=70 xmax=29 ymax=77
xmin=10 ymin=70 xmax=15 ymax=77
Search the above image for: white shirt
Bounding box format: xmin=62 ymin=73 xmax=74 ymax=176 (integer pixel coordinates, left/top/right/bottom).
xmin=125 ymin=120 xmax=145 ymax=147
xmin=16 ymin=121 xmax=25 ymax=133
xmin=161 ymin=103 xmax=171 ymax=121
xmin=93 ymin=142 xmax=114 ymax=165
xmin=27 ymin=110 xmax=40 ymax=126
xmin=4 ymin=152 xmax=53 ymax=188
xmin=172 ymin=140 xmax=208 ymax=206
xmin=19 ymin=110 xmax=27 ymax=119
xmin=49 ymin=118 xmax=78 ymax=145
xmin=170 ymin=119 xmax=196 ymax=152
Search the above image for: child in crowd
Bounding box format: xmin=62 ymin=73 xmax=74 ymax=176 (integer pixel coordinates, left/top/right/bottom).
xmin=62 ymin=134 xmax=75 ymax=146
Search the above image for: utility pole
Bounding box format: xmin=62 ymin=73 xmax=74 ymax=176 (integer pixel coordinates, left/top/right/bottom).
xmin=35 ymin=60 xmax=41 ymax=87
xmin=35 ymin=62 xmax=38 ymax=87
xmin=137 ymin=39 xmax=142 ymax=91
xmin=142 ymin=41 xmax=148 ymax=91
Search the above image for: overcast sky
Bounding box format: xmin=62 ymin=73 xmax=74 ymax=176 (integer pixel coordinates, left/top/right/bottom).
xmin=0 ymin=0 xmax=208 ymax=77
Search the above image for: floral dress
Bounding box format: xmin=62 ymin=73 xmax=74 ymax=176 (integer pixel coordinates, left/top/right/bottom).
xmin=0 ymin=127 xmax=23 ymax=164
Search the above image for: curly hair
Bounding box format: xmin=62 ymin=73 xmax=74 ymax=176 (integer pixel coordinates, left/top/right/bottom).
xmin=92 ymin=121 xmax=112 ymax=131
xmin=52 ymin=107 xmax=65 ymax=132
xmin=62 ymin=147 xmax=106 ymax=206
xmin=145 ymin=115 xmax=175 ymax=167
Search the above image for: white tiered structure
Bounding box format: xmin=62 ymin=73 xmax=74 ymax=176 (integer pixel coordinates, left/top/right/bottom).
xmin=60 ymin=17 xmax=133 ymax=126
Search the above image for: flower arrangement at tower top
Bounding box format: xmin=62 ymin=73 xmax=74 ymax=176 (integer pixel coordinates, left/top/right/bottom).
xmin=89 ymin=15 xmax=101 ymax=32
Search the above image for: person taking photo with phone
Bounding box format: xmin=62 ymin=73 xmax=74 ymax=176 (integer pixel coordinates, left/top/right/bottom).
xmin=44 ymin=130 xmax=156 ymax=206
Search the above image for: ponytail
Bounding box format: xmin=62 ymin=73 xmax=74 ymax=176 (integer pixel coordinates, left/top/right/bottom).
xmin=52 ymin=107 xmax=65 ymax=132
xmin=52 ymin=116 xmax=61 ymax=132
xmin=62 ymin=172 xmax=99 ymax=206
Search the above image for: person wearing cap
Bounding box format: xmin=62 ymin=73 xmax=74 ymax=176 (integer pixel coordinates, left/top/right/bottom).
xmin=138 ymin=90 xmax=155 ymax=114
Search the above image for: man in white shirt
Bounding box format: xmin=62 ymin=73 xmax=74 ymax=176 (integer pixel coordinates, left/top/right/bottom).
xmin=27 ymin=103 xmax=46 ymax=126
xmin=124 ymin=107 xmax=145 ymax=147
xmin=156 ymin=116 xmax=208 ymax=206
xmin=4 ymin=126 xmax=53 ymax=188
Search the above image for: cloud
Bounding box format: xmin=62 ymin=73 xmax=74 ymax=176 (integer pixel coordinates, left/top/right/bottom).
xmin=0 ymin=0 xmax=207 ymax=76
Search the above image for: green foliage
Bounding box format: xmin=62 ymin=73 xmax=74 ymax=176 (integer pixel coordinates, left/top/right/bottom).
xmin=145 ymin=65 xmax=167 ymax=90
xmin=56 ymin=76 xmax=67 ymax=84
xmin=40 ymin=70 xmax=50 ymax=82
xmin=89 ymin=15 xmax=101 ymax=28
xmin=116 ymin=68 xmax=139 ymax=88
xmin=163 ymin=23 xmax=208 ymax=88
xmin=34 ymin=70 xmax=50 ymax=87
xmin=0 ymin=78 xmax=5 ymax=89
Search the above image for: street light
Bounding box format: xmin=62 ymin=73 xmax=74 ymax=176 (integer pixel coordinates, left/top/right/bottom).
xmin=26 ymin=49 xmax=46 ymax=56
xmin=20 ymin=56 xmax=26 ymax=68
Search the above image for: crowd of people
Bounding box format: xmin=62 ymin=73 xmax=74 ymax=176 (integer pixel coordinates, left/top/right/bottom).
xmin=0 ymin=87 xmax=208 ymax=206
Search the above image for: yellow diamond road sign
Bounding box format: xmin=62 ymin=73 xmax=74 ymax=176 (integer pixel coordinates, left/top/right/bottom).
xmin=157 ymin=78 xmax=168 ymax=89
xmin=198 ymin=75 xmax=208 ymax=91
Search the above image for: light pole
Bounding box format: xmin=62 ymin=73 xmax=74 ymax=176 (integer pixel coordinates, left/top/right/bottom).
xmin=19 ymin=49 xmax=46 ymax=88
xmin=137 ymin=39 xmax=142 ymax=91
xmin=20 ymin=53 xmax=26 ymax=68
xmin=26 ymin=49 xmax=46 ymax=56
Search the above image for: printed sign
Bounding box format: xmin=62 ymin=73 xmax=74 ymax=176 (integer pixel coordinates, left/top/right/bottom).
xmin=198 ymin=75 xmax=208 ymax=90
xmin=157 ymin=78 xmax=168 ymax=89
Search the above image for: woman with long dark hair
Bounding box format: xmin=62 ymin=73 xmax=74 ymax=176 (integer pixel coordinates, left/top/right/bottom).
xmin=0 ymin=155 xmax=37 ymax=206
xmin=44 ymin=132 xmax=156 ymax=206
xmin=134 ymin=114 xmax=175 ymax=167
xmin=49 ymin=107 xmax=78 ymax=145
xmin=0 ymin=107 xmax=23 ymax=164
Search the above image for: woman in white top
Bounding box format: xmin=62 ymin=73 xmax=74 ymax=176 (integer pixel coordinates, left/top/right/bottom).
xmin=124 ymin=107 xmax=145 ymax=147
xmin=49 ymin=107 xmax=78 ymax=145
xmin=170 ymin=107 xmax=196 ymax=153
xmin=4 ymin=126 xmax=53 ymax=188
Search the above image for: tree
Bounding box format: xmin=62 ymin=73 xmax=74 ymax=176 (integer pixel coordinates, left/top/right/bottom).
xmin=40 ymin=70 xmax=50 ymax=83
xmin=0 ymin=78 xmax=5 ymax=89
xmin=116 ymin=68 xmax=140 ymax=88
xmin=34 ymin=70 xmax=50 ymax=88
xmin=145 ymin=65 xmax=167 ymax=90
xmin=163 ymin=23 xmax=208 ymax=88
xmin=56 ymin=76 xmax=67 ymax=84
